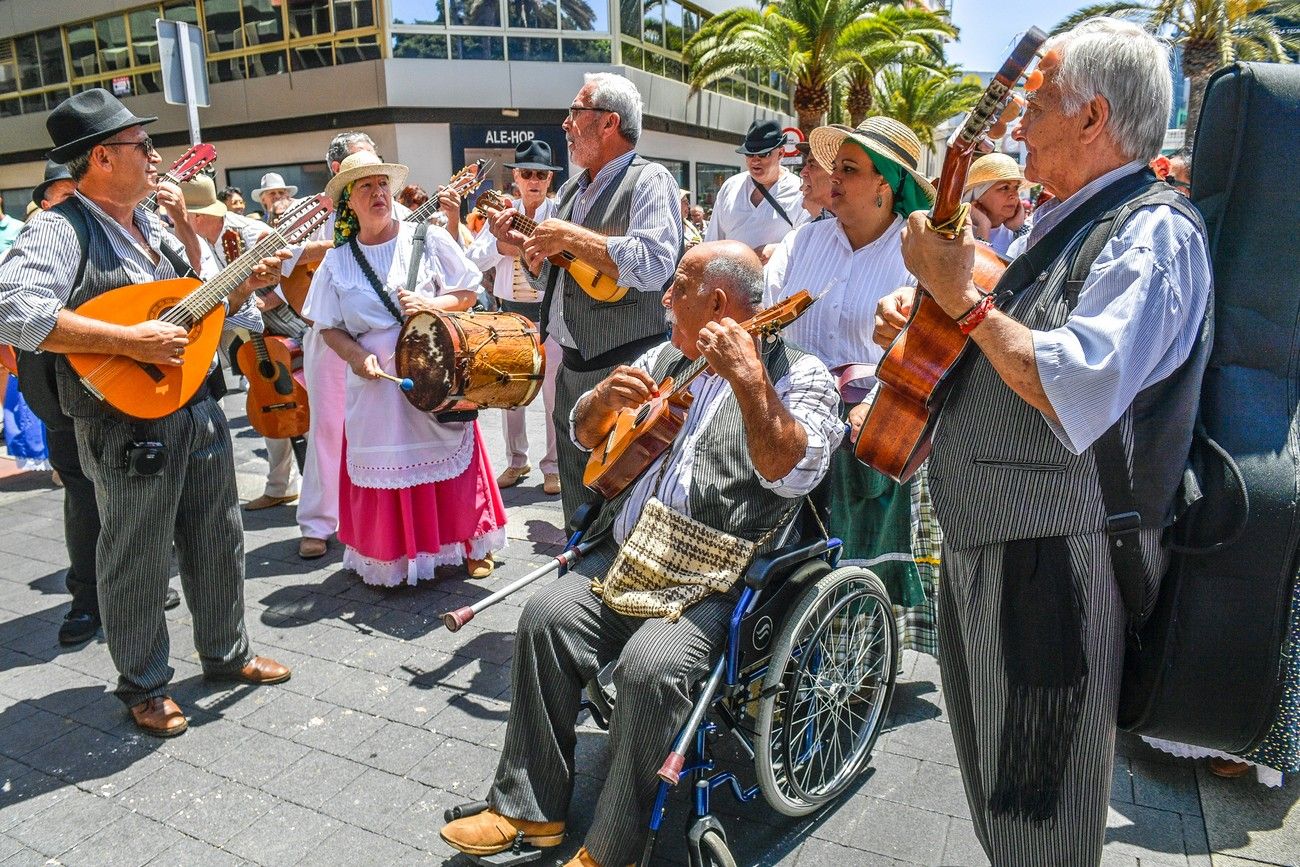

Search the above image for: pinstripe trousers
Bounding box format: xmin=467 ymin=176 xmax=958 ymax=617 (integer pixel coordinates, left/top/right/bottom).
xmin=938 ymin=530 xmax=1164 ymax=866
xmin=490 ymin=545 xmax=734 ymax=867
xmin=74 ymin=397 xmax=252 ymax=707
xmin=552 ymin=363 xmax=620 ymax=523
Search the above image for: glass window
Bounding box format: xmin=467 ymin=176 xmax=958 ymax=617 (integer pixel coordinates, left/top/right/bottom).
xmin=163 ymin=1 xmax=200 ymax=26
xmin=451 ymin=35 xmax=504 ymax=59
xmin=508 ymin=36 xmax=558 ymax=61
xmin=336 ymin=35 xmax=380 ymax=63
xmin=508 ymin=0 xmax=557 ymax=29
xmin=290 ymin=43 xmax=334 ymax=69
xmin=663 ymin=56 xmax=682 ymax=81
xmin=247 ymin=47 xmax=289 ymax=76
xmin=0 ymin=42 xmax=17 ymax=96
xmin=645 ymin=156 xmax=687 ymax=190
xmin=0 ymin=98 xmax=20 ymax=118
xmin=682 ymin=8 xmax=697 ymax=43
xmin=391 ymin=0 xmax=447 ymax=26
xmin=621 ymin=40 xmax=642 ymax=69
xmin=392 ymin=33 xmax=450 ymax=58
xmin=562 ymin=38 xmax=609 ymax=62
xmin=334 ymin=0 xmax=375 ymax=29
xmin=695 ymin=161 xmax=737 ymax=209
xmin=620 ymin=0 xmax=639 ymax=39
xmin=561 ymin=0 xmax=607 ymax=32
xmin=642 ymin=0 xmax=663 ymax=46
xmin=287 ymin=0 xmax=333 ymax=38
xmin=242 ymin=0 xmax=285 ymax=46
xmin=67 ymin=23 xmax=97 ymax=78
xmin=129 ymin=10 xmax=161 ymax=68
xmin=227 ymin=162 xmax=332 ymax=200
xmin=209 ymin=56 xmax=247 ymax=82
xmin=664 ymin=0 xmax=683 ymax=52
xmin=16 ymin=32 xmax=66 ymax=90
xmin=2 ymin=188 xmax=36 ymax=221
xmin=96 ymin=15 xmax=130 ymax=73
xmin=204 ymin=0 xmax=244 ymax=54
xmin=449 ymin=0 xmax=502 ymax=26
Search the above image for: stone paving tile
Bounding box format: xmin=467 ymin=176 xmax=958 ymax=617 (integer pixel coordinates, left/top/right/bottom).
xmin=407 ymin=733 xmax=501 ymax=796
xmin=57 ymin=807 xmax=185 ymax=867
xmin=223 ymin=799 xmax=343 ymax=866
xmin=316 ymin=767 xmax=430 ymax=834
xmin=206 ymin=728 xmax=311 ymax=789
xmin=165 ymin=779 xmax=280 ymax=846
xmin=941 ymin=816 xmax=989 ymax=866
xmin=296 ymin=825 xmax=436 ymax=867
xmin=7 ymin=786 xmax=124 ymax=856
xmin=261 ymin=750 xmax=369 ymax=810
xmin=0 ymin=770 xmax=76 ymax=834
xmin=350 ymin=719 xmax=445 ymax=777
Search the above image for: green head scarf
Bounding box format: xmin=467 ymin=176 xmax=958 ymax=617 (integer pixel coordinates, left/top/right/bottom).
xmin=850 ymin=140 xmax=934 ymax=218
xmin=333 ymin=181 xmax=362 ymax=247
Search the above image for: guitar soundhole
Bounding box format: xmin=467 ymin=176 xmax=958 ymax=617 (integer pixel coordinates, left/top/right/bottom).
xmin=149 ymin=299 xmax=200 ymax=336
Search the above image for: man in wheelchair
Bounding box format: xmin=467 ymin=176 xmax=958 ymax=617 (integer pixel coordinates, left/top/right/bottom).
xmin=440 ymin=240 xmax=844 ymax=866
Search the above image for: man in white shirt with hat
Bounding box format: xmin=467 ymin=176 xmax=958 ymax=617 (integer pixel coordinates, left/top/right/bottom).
xmin=704 ymin=119 xmax=807 ymax=255
xmin=251 ymin=171 xmax=298 ymax=223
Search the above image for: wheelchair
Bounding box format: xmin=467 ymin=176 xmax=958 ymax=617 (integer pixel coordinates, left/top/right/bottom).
xmin=446 ymin=497 xmax=899 ymax=867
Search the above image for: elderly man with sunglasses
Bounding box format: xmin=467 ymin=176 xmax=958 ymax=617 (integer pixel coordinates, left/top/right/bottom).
xmin=704 ymin=119 xmax=808 ymax=256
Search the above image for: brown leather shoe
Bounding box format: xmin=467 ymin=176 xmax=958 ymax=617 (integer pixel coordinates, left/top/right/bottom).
xmin=244 ymin=493 xmax=299 ymax=511
xmin=1209 ymin=756 xmax=1252 ymax=778
xmin=299 ymin=537 xmax=328 ymax=559
xmin=130 ymin=696 xmax=188 ymax=738
xmin=466 ymin=555 xmax=494 ymax=579
xmin=543 ymin=473 xmax=561 ymax=496
xmin=440 ymin=809 xmax=564 ymax=857
xmin=563 ymin=847 xmax=601 ymax=867
xmin=496 ymin=464 xmax=531 ymax=489
xmin=208 ymin=655 xmax=292 ymax=685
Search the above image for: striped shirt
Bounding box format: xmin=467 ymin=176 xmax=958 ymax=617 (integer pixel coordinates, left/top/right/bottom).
xmin=1021 ymin=162 xmax=1212 ymax=453
xmin=763 ymin=215 xmax=914 ymax=371
xmin=544 ymin=150 xmax=681 ymax=349
xmin=0 ymin=191 xmax=261 ymax=352
xmin=464 ymin=196 xmax=558 ymax=302
xmin=568 ymin=342 xmax=844 ymax=544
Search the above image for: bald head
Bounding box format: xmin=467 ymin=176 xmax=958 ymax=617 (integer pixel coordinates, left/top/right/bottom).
xmin=665 ymin=241 xmax=766 ymax=358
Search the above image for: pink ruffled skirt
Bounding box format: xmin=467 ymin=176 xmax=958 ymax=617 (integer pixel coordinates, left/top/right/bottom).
xmin=338 ymin=423 xmax=507 ymax=586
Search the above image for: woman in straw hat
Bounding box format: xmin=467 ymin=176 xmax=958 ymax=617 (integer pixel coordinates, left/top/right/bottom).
xmin=962 ymin=152 xmax=1031 ymax=256
xmin=303 ymin=152 xmax=506 ymax=586
xmin=764 ymin=115 xmax=940 ymax=654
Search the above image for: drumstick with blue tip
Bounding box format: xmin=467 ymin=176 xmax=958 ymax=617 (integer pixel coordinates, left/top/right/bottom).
xmin=376 ymin=371 xmax=415 ymax=392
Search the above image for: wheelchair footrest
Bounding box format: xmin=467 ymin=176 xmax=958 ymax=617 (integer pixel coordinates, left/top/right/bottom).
xmin=465 ymin=840 xmax=546 ymax=866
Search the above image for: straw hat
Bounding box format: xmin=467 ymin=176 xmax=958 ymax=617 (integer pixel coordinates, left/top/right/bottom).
xmin=808 ymin=117 xmax=936 ymax=200
xmin=180 ymin=174 xmax=227 ymax=218
xmin=963 ymin=153 xmax=1029 ymax=196
xmin=324 ymin=151 xmax=409 ymax=205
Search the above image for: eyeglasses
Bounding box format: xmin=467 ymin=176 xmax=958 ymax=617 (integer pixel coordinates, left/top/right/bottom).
xmin=567 ymin=105 xmax=610 ymax=121
xmin=101 ymin=136 xmax=156 ymax=155
xmin=516 ymin=169 xmax=552 ymax=180
xmin=1164 ymin=175 xmax=1191 ymax=190
xmin=747 ymin=149 xmax=779 ymax=159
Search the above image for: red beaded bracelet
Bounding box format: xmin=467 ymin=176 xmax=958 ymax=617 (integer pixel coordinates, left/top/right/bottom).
xmin=957 ymin=293 xmax=997 ymax=335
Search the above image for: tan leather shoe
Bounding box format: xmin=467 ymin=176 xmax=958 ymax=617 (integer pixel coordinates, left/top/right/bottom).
xmin=543 ymin=473 xmax=561 ymax=495
xmin=497 ymin=464 xmax=531 ymax=489
xmin=1209 ymin=757 xmax=1252 ymax=778
xmin=563 ymin=847 xmax=606 ymax=867
xmin=299 ymin=537 xmax=328 ymax=559
xmin=244 ymin=493 xmax=299 ymax=511
xmin=466 ymin=555 xmax=494 ymax=579
xmin=208 ymin=655 xmax=292 ymax=685
xmin=440 ymin=809 xmax=564 ymax=857
xmin=130 ymin=696 xmax=188 ymax=738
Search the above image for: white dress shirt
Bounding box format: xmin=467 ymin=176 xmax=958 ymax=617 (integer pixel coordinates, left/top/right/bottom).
xmin=705 ymin=169 xmax=808 ymax=249
xmin=464 ymin=196 xmax=557 ymax=303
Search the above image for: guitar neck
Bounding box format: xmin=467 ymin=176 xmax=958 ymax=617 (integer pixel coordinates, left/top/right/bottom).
xmin=169 ymin=231 xmax=290 ymax=325
xmin=405 ymin=198 xmax=440 ymax=224
xmin=142 ymin=170 xmax=180 ymax=212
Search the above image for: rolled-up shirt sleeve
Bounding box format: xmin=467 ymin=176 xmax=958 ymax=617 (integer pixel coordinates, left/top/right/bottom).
xmin=1033 ymin=205 xmax=1211 ymax=454
xmin=0 ymin=213 xmax=82 ymax=352
xmin=568 ymin=343 xmax=666 ymax=450
xmin=605 ymin=166 xmax=682 ymax=292
xmin=759 ymin=354 xmax=846 ymax=497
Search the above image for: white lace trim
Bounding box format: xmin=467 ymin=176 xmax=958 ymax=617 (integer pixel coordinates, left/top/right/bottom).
xmin=343 ymin=526 xmax=507 ymax=586
xmin=346 ymin=425 xmax=474 ymax=489
xmin=1140 ymin=736 xmax=1284 ymax=787
xmin=16 ymin=457 xmax=52 ymax=472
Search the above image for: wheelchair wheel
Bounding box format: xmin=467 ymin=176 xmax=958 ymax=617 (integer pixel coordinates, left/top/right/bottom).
xmin=753 ymin=565 xmax=897 ymax=816
xmin=697 ymin=829 xmax=737 ymax=867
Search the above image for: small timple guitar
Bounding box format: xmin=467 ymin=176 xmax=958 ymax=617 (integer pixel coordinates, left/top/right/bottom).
xmin=66 ymin=195 xmax=331 ymax=421
xmin=143 ymin=143 xmax=217 ymax=212
xmin=279 ymin=159 xmax=495 ymax=315
xmin=474 ymin=189 xmax=632 ymax=303
xmin=223 ymin=229 xmax=311 ymax=441
xmin=583 ymin=290 xmax=816 ymax=498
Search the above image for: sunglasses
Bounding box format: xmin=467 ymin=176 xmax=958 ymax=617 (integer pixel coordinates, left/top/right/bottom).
xmin=516 ymin=169 xmax=552 ymax=180
xmin=746 ymin=149 xmax=778 ymax=159
xmin=101 ymin=136 xmax=156 ymax=155
xmin=1164 ymin=175 xmax=1190 ymax=191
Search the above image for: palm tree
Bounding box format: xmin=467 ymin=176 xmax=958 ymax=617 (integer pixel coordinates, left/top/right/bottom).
xmin=843 ymin=4 xmax=955 ymax=126
xmin=1054 ymin=1 xmax=1300 ymax=151
xmin=683 ymin=0 xmax=955 ymax=135
xmin=867 ymin=63 xmax=984 ymax=147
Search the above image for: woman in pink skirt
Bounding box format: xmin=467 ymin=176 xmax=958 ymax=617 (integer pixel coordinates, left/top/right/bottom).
xmin=303 ymin=151 xmax=506 ymax=586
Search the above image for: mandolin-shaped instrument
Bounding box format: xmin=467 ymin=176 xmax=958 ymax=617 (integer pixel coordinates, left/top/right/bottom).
xmin=65 ymin=195 xmax=331 ymax=421
xmin=583 ymin=290 xmax=816 ymax=499
xmin=223 ymin=229 xmax=312 ymax=440
xmin=279 ymin=159 xmax=495 ymax=315
xmin=474 ymin=188 xmax=632 ymax=303
xmin=853 ymin=28 xmax=1046 ymax=482
xmin=143 ymin=143 xmax=217 ymax=212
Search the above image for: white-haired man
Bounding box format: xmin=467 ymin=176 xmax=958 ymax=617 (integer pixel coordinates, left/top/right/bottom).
xmin=489 ymin=72 xmax=682 ymax=522
xmin=875 ymin=18 xmax=1211 ymax=863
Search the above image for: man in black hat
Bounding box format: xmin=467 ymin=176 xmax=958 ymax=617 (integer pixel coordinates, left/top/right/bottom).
xmin=32 ymin=160 xmax=77 ymax=211
xmin=466 ymin=139 xmax=565 ymax=495
xmin=0 ymin=88 xmax=292 ymax=737
xmin=704 ymin=119 xmax=807 ymax=257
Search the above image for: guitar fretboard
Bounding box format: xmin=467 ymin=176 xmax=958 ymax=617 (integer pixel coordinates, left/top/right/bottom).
xmin=142 ymin=170 xmax=181 ymax=212
xmin=161 ymin=231 xmax=291 ymax=329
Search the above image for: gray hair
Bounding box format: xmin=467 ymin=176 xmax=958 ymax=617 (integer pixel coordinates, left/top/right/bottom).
xmin=583 ymin=72 xmax=643 ymax=144
xmin=326 ymin=131 xmax=376 ymax=169
xmin=65 ymin=151 xmax=93 ymax=181
xmin=701 ymin=255 xmax=764 ymax=308
xmin=1043 ymin=17 xmax=1172 ymax=163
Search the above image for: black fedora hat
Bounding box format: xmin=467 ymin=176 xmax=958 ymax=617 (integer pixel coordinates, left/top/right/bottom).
xmin=32 ymin=160 xmax=75 ymax=208
xmin=46 ymin=88 xmax=157 ymax=163
xmin=506 ymin=139 xmax=563 ymax=172
xmin=735 ymin=119 xmax=784 ymax=156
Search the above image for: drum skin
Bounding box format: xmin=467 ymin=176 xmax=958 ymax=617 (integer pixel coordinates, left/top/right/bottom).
xmin=396 ymin=311 xmax=545 ymax=413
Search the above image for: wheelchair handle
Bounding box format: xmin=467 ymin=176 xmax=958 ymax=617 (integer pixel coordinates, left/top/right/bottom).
xmin=441 ymin=538 xmax=599 ymax=632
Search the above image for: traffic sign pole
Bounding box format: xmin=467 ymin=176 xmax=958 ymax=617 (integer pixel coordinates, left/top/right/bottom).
xmin=176 ymin=21 xmax=202 ymax=145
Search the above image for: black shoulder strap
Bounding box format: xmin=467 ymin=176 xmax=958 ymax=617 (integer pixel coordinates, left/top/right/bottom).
xmin=158 ymin=238 xmax=197 ymax=280
xmin=752 ymin=177 xmax=793 ymax=227
xmin=406 ymin=221 xmax=430 ymax=294
xmin=49 ymin=199 xmax=92 ymax=293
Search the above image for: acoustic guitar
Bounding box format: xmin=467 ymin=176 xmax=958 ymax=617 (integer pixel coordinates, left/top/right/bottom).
xmin=143 ymin=143 xmax=217 ymax=212
xmin=583 ymin=290 xmax=816 ymax=499
xmin=279 ymin=159 xmax=495 ymax=314
xmin=852 ymin=28 xmax=1046 ymax=482
xmin=474 ymin=189 xmax=632 ymax=303
xmin=222 ymin=229 xmax=311 ymax=441
xmin=65 ymin=195 xmax=331 ymax=421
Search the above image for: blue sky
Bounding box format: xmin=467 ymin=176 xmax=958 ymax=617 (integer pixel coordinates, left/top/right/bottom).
xmin=947 ymin=0 xmax=1083 ymax=72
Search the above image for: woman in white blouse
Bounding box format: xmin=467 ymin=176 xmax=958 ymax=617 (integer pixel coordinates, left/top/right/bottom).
xmin=303 ymin=152 xmax=506 ymax=586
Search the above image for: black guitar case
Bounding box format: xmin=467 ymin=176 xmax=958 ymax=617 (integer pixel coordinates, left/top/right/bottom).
xmin=1118 ymin=62 xmax=1300 ymax=752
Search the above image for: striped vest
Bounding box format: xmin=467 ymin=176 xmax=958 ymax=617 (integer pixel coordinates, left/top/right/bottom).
xmin=540 ymin=155 xmax=671 ymax=360
xmin=928 ymin=186 xmax=1210 ymax=551
xmin=588 ymin=338 xmax=806 ymax=547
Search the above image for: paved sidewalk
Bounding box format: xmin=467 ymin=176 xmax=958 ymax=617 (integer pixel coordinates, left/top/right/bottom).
xmin=0 ymin=394 xmax=1296 ymax=866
